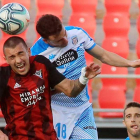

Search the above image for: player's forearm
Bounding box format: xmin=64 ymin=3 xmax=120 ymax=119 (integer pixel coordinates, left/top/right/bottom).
xmin=55 ymin=64 xmax=100 ymax=97
xmin=69 ymin=79 xmax=86 ymax=97
xmin=69 ymin=68 xmax=89 ymax=97
xmin=101 ymin=51 xmax=131 ymax=67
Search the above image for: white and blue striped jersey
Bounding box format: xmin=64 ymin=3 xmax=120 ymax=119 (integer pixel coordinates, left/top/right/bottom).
xmin=31 ymin=26 xmax=96 ymax=107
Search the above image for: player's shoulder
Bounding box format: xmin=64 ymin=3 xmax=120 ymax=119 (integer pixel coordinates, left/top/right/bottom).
xmin=0 ymin=63 xmax=11 ymax=73
xmin=65 ymin=26 xmax=82 ymax=31
xmin=31 ymin=37 xmax=50 ymax=55
xmin=65 ymin=26 xmax=90 ymax=37
xmin=0 ymin=64 xmax=11 ymax=85
xmin=65 ymin=26 xmax=85 ymax=33
xmin=32 ymin=55 xmax=50 ymax=65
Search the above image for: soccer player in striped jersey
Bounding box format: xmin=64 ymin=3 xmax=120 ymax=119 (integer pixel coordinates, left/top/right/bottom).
xmin=31 ymin=14 xmax=140 ymax=140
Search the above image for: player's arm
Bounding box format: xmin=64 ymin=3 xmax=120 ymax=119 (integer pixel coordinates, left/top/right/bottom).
xmin=35 ymin=55 xmax=100 ymax=97
xmin=87 ymin=44 xmax=140 ymax=68
xmin=54 ymin=63 xmax=101 ymax=97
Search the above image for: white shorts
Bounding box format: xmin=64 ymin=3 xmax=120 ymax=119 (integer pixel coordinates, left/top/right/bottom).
xmin=51 ymin=102 xmax=98 ymax=140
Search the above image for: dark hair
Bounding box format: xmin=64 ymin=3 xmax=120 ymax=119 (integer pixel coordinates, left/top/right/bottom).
xmin=123 ymin=101 xmax=140 ymax=118
xmin=3 ymin=36 xmax=28 ymax=55
xmin=36 ymin=14 xmax=62 ymax=39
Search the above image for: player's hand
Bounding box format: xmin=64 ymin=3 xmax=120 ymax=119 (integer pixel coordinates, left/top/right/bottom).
xmin=85 ymin=62 xmax=101 ymax=79
xmin=0 ymin=130 xmax=8 ymax=140
xmin=129 ymin=60 xmax=140 ymax=68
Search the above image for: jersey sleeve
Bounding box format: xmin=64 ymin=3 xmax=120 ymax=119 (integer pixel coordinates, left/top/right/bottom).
xmin=31 ymin=38 xmax=50 ymax=56
xmin=80 ymin=28 xmax=96 ymax=51
xmin=0 ymin=66 xmax=10 ymax=102
xmin=35 ymin=55 xmax=66 ymax=88
xmin=0 ymin=67 xmax=4 ymax=101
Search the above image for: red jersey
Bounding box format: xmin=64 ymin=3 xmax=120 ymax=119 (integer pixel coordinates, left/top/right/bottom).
xmin=0 ymin=55 xmax=65 ymax=140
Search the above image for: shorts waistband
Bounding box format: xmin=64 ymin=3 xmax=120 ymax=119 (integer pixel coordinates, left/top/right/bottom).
xmin=51 ymin=101 xmax=91 ymax=113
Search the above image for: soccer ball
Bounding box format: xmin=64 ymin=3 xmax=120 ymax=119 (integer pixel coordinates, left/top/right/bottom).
xmin=0 ymin=3 xmax=30 ymax=35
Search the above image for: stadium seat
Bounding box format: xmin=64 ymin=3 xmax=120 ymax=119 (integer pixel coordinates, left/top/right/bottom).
xmin=69 ymin=14 xmax=96 ymax=39
xmin=137 ymin=16 xmax=140 ymax=37
xmin=35 ymin=0 xmax=64 ymax=18
xmin=102 ymin=38 xmax=129 ymax=58
xmin=133 ymin=86 xmax=140 ymax=103
xmin=136 ymin=38 xmax=140 ymax=59
xmin=70 ymin=0 xmax=97 ymax=17
xmin=136 ymin=16 xmax=140 ymax=58
xmin=0 ymin=31 xmax=27 ymax=42
xmin=101 ymin=64 xmax=128 ymax=91
xmin=98 ymin=87 xmax=126 ymax=118
xmin=103 ymin=14 xmax=130 ymax=40
xmin=135 ymin=67 xmax=140 ymax=86
xmin=1 ymin=0 xmax=30 ymax=9
xmin=104 ymin=0 xmax=131 ymax=17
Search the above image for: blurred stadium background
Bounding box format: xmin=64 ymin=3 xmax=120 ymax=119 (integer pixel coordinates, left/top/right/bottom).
xmin=0 ymin=0 xmax=140 ymax=139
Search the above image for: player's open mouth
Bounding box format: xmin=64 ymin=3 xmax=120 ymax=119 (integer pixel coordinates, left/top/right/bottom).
xmin=131 ymin=125 xmax=138 ymax=129
xmin=16 ymin=63 xmax=25 ymax=71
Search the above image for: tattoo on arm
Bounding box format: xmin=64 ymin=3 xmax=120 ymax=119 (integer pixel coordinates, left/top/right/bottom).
xmin=70 ymin=79 xmax=85 ymax=97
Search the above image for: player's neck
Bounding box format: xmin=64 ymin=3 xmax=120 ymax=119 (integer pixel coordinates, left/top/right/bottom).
xmin=129 ymin=135 xmax=140 ymax=140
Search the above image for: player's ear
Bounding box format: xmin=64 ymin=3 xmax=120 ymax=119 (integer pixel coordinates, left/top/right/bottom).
xmin=28 ymin=48 xmax=31 ymax=56
xmin=3 ymin=56 xmax=9 ymax=64
xmin=3 ymin=56 xmax=6 ymax=60
xmin=123 ymin=120 xmax=126 ymax=127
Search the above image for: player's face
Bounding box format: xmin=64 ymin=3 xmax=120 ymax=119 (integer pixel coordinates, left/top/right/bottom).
xmin=45 ymin=26 xmax=68 ymax=47
xmin=4 ymin=43 xmax=30 ymax=75
xmin=123 ymin=107 xmax=140 ymax=138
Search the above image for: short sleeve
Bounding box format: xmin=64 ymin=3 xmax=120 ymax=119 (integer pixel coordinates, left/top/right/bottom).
xmin=31 ymin=38 xmax=50 ymax=56
xmin=0 ymin=66 xmax=10 ymax=102
xmin=35 ymin=55 xmax=66 ymax=88
xmin=80 ymin=28 xmax=96 ymax=51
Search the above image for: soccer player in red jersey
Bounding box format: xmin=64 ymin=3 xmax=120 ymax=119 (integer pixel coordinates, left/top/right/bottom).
xmin=0 ymin=36 xmax=100 ymax=140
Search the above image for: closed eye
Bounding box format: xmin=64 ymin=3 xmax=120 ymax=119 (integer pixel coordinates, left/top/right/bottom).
xmin=9 ymin=55 xmax=15 ymax=60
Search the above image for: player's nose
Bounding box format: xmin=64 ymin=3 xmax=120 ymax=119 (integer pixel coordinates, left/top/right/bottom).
xmin=15 ymin=56 xmax=22 ymax=63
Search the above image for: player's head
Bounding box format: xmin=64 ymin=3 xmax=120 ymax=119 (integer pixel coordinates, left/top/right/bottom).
xmin=123 ymin=102 xmax=140 ymax=139
xmin=36 ymin=14 xmax=68 ymax=47
xmin=3 ymin=36 xmax=30 ymax=75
